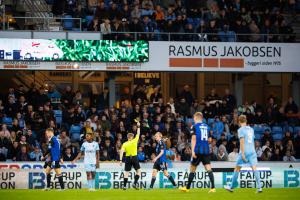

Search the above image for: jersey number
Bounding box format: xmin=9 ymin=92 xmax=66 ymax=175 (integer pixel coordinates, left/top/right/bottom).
xmin=247 ymin=132 xmax=253 ymax=144
xmin=200 ymin=128 xmax=208 ymax=141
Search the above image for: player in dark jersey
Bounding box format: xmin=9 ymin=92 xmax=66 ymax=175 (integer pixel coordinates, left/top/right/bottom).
xmin=41 ymin=128 xmax=64 ymax=190
xmin=180 ymin=112 xmax=216 ymax=193
xmin=148 ymin=132 xmax=176 ymax=189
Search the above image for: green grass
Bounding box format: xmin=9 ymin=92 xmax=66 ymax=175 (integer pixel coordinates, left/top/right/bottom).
xmin=0 ymin=189 xmax=299 ymax=200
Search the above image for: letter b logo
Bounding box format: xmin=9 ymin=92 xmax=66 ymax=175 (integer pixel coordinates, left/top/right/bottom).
xmin=29 ymin=172 xmax=45 ymax=189
xmin=284 ymin=170 xmax=299 ymax=188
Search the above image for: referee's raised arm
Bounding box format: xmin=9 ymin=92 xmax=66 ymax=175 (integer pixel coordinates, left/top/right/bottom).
xmin=133 ymin=120 xmax=141 ymax=142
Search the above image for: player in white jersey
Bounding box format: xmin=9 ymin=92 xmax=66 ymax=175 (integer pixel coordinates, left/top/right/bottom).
xmin=224 ymin=115 xmax=262 ymax=193
xmin=72 ymin=132 xmax=100 ymax=191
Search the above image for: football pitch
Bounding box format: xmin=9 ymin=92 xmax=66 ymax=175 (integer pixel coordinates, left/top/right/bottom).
xmin=0 ymin=188 xmax=299 ymax=200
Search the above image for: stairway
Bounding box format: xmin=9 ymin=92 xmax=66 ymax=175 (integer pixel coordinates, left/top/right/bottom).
xmin=17 ymin=0 xmax=53 ymax=30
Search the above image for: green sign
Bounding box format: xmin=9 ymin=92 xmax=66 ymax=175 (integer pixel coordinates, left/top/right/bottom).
xmin=0 ymin=39 xmax=149 ymax=62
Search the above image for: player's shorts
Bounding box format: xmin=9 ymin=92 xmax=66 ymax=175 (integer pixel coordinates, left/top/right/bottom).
xmin=124 ymin=156 xmax=140 ymax=171
xmin=153 ymin=161 xmax=167 ymax=171
xmin=84 ymin=164 xmax=96 ymax=172
xmin=236 ymin=153 xmax=258 ymax=167
xmin=191 ymin=154 xmax=211 ymax=166
xmin=44 ymin=161 xmax=61 ymax=169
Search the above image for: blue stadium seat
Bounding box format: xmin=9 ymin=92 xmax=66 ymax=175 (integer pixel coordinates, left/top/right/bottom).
xmin=272 ymin=126 xmax=283 ymax=134
xmin=227 ymin=134 xmax=233 ymax=140
xmin=255 ymin=133 xmax=262 ymax=140
xmin=53 ymin=110 xmax=62 ymax=126
xmin=185 ymin=118 xmax=193 ymax=125
xmin=207 ymin=118 xmax=215 ymax=125
xmin=294 ymin=126 xmax=300 ymax=136
xmin=282 ymin=126 xmax=294 ymax=133
xmin=63 ymin=15 xmax=74 ymax=30
xmin=2 ymin=117 xmax=13 ymax=127
xmin=86 ymin=15 xmax=94 ymax=27
xmin=273 ymin=133 xmax=283 ymax=141
xmin=69 ymin=125 xmax=81 ymax=142
xmin=253 ymin=125 xmax=265 ymax=134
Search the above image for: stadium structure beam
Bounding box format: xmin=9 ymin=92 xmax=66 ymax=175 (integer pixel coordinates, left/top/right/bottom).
xmin=292 ymin=74 xmax=300 ymax=107
xmin=108 ymin=77 xmax=116 ymax=108
xmin=234 ymin=73 xmax=243 ymax=106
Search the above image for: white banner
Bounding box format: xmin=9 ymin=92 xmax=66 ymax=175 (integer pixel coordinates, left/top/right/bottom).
xmin=0 ymin=162 xmax=299 ymax=189
xmin=0 ymin=42 xmax=299 ymax=72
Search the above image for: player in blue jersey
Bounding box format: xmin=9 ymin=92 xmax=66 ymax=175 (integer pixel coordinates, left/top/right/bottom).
xmin=224 ymin=115 xmax=262 ymax=193
xmin=41 ymin=128 xmax=64 ymax=190
xmin=72 ymin=132 xmax=100 ymax=191
xmin=148 ymin=132 xmax=177 ymax=189
xmin=180 ymin=112 xmax=216 ymax=193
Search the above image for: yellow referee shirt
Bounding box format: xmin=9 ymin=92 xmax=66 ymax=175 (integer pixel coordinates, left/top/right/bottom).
xmin=121 ymin=132 xmax=140 ymax=156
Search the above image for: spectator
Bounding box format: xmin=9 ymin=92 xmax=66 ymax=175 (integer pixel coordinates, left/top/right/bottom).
xmin=29 ymin=146 xmax=42 ymax=161
xmin=284 ymin=139 xmax=295 ymax=156
xmin=260 ymin=148 xmax=272 ymax=161
xmin=150 ymin=86 xmax=162 ymax=104
xmin=179 ymin=85 xmax=194 ymax=107
xmin=285 ymin=97 xmax=298 ymax=114
xmin=98 ymin=87 xmax=109 ymax=110
xmin=137 ymin=146 xmax=146 ymax=162
xmin=283 ymin=150 xmax=296 ymax=162
xmin=255 ymin=140 xmax=263 ymax=158
xmin=223 ymin=88 xmax=236 ymax=111
xmin=181 ymin=146 xmax=192 ymax=161
xmin=261 ymin=129 xmax=274 ymax=147
xmin=58 ymin=130 xmax=71 ymax=149
xmin=95 ymin=1 xmax=109 ymax=22
xmin=271 ymin=148 xmax=282 ymax=161
xmin=175 ymin=97 xmax=190 ymax=117
xmin=190 ymin=100 xmax=202 ymax=116
xmin=217 ymin=146 xmax=228 ymax=161
xmin=294 ymin=130 xmax=300 ymax=158
xmin=61 ymin=86 xmax=74 ymax=107
xmin=228 ymin=147 xmax=239 ymax=161
xmin=63 ymin=147 xmax=76 ymax=161
xmin=100 ymin=19 xmax=111 ymax=40
xmin=16 ymin=145 xmax=30 ymax=161
xmin=73 ymin=90 xmax=84 ymax=106
xmin=131 ymin=5 xmax=141 ymax=19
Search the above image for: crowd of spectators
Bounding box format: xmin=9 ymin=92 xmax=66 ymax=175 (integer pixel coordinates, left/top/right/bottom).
xmin=42 ymin=0 xmax=299 ymax=42
xmin=0 ymin=83 xmax=300 ymax=164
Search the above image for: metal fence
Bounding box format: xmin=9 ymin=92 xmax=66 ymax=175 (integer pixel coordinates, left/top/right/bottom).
xmin=4 ymin=16 xmax=82 ymax=31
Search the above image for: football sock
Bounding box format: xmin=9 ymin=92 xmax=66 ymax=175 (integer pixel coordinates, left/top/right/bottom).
xmin=167 ymin=175 xmax=176 ymax=186
xmin=186 ymin=172 xmax=195 ymax=189
xmin=207 ymin=170 xmax=215 ymax=189
xmin=230 ymin=171 xmax=239 ymax=189
xmin=57 ymin=174 xmax=64 ymax=189
xmin=46 ymin=174 xmax=51 ymax=188
xmin=124 ymin=178 xmax=128 ymax=188
xmin=254 ymin=170 xmax=261 ymax=189
xmin=87 ymin=180 xmax=91 ymax=188
xmin=134 ymin=175 xmax=140 ymax=185
xmin=91 ymin=179 xmax=95 ymax=189
xmin=150 ymin=177 xmax=156 ymax=188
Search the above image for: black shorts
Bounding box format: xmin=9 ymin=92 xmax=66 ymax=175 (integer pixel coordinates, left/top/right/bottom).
xmin=124 ymin=156 xmax=140 ymax=171
xmin=44 ymin=161 xmax=61 ymax=169
xmin=191 ymin=154 xmax=211 ymax=166
xmin=153 ymin=161 xmax=167 ymax=171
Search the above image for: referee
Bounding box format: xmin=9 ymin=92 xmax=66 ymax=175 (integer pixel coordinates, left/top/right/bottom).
xmin=119 ymin=120 xmax=141 ymax=190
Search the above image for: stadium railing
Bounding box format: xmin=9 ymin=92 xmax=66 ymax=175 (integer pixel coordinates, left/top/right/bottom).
xmin=0 ymin=30 xmax=298 ymax=43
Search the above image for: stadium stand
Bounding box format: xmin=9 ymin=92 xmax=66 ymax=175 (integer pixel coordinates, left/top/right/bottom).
xmin=1 ymin=0 xmax=299 ymax=42
xmin=0 ymin=84 xmax=299 ymax=162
